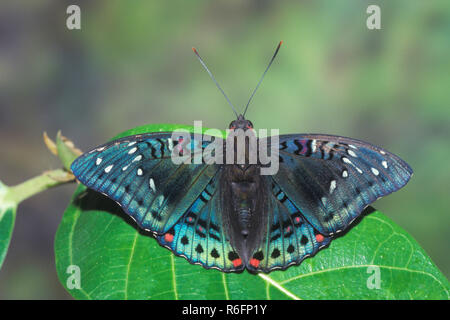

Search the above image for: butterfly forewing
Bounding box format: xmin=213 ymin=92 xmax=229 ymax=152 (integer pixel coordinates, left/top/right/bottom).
xmin=71 ymin=133 xmax=223 ymax=235
xmin=273 ymin=134 xmax=413 ymax=235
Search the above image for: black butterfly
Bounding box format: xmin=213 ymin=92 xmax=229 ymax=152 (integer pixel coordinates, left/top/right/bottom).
xmin=71 ymin=42 xmax=412 ymax=273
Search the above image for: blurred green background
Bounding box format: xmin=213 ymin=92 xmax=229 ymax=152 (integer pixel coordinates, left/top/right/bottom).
xmin=0 ymin=0 xmax=449 ymax=299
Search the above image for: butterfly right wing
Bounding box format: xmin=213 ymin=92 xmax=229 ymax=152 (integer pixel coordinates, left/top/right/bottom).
xmin=246 ymin=176 xmax=331 ymax=273
xmin=270 ymin=134 xmax=413 ymax=236
xmin=157 ymin=167 xmax=245 ymax=272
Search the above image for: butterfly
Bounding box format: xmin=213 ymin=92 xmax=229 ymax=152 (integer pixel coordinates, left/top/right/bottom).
xmin=70 ymin=42 xmax=413 ymax=273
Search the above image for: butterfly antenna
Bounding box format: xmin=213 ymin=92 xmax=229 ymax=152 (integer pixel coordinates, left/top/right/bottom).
xmin=192 ymin=47 xmax=239 ymax=118
xmin=243 ymin=41 xmax=283 ymax=117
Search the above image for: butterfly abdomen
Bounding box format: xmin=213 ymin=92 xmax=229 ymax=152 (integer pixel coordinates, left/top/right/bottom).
xmin=219 ymin=164 xmax=269 ymax=266
xmin=231 ymin=181 xmax=255 ymax=237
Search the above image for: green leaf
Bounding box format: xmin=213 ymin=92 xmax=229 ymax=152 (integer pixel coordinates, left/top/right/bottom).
xmin=55 ymin=124 xmax=450 ymax=300
xmin=0 ymin=181 xmax=17 ymax=270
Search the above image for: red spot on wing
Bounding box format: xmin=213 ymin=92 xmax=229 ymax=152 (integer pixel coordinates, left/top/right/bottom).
xmin=295 ymin=217 xmax=301 ymax=223
xmin=315 ymin=234 xmax=325 ymax=243
xmin=250 ymin=258 xmax=260 ymax=268
xmin=232 ymin=258 xmax=242 ymax=267
xmin=164 ymin=233 xmax=174 ymax=243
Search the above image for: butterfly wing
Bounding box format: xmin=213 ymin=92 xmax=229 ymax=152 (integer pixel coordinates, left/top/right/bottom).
xmin=156 ymin=167 xmax=245 ymax=272
xmin=247 ymin=176 xmax=331 ymax=272
xmin=247 ymin=134 xmax=412 ymax=272
xmin=273 ymin=134 xmax=413 ymax=236
xmin=71 ymin=132 xmax=223 ymax=235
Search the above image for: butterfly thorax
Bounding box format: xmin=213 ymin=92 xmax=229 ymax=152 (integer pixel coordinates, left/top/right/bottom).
xmin=226 ymin=116 xmax=258 ymax=172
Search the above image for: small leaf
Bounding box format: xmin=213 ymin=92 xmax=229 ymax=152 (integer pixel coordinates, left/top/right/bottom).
xmin=0 ymin=181 xmax=17 ymax=269
xmin=43 ymin=132 xmax=58 ymax=156
xmin=55 ymin=124 xmax=450 ymax=300
xmin=56 ymin=131 xmax=83 ymax=171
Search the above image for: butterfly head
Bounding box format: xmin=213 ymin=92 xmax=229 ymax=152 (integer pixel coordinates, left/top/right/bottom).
xmin=229 ymin=114 xmax=254 ymax=131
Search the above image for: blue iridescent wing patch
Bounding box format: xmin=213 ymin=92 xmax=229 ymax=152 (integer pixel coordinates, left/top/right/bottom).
xmin=157 ymin=168 xmax=245 ymax=272
xmin=71 ymin=133 xmax=223 ymax=235
xmin=274 ymin=134 xmax=413 ymax=236
xmin=72 ymin=128 xmax=412 ymax=273
xmin=71 ymin=132 xmax=245 ymax=271
xmin=246 ymin=176 xmax=331 ymax=272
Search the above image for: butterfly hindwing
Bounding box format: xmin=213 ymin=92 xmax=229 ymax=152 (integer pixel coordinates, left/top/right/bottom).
xmin=157 ymin=168 xmax=245 ymax=272
xmin=247 ymin=177 xmax=331 ymax=272
xmin=71 ymin=132 xmax=223 ymax=234
xmin=274 ymin=134 xmax=413 ymax=235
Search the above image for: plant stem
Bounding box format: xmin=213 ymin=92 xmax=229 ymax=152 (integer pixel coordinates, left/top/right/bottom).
xmin=4 ymin=169 xmax=75 ymax=205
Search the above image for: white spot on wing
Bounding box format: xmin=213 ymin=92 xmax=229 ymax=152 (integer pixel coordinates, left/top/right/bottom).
xmin=311 ymin=140 xmax=317 ymax=153
xmin=343 ymin=157 xmax=363 ymax=174
xmin=137 ymin=168 xmax=143 ymax=176
xmin=104 ymin=165 xmax=113 ymax=173
xmin=329 ymin=180 xmax=336 ymax=194
xmin=342 ymin=157 xmax=352 ymax=164
xmin=128 ymin=141 xmax=137 ymax=147
xmin=96 ymin=147 xmax=105 ymax=151
xmin=342 ymin=170 xmax=348 ymax=178
xmin=380 ymin=150 xmax=386 ymax=155
xmin=371 ymin=167 xmax=379 ymax=176
xmin=96 ymin=158 xmax=102 ymax=165
xmin=122 ymin=165 xmax=129 ymax=171
xmin=168 ymin=138 xmax=173 ymax=151
xmin=132 ymin=155 xmax=142 ymax=162
xmin=149 ymin=178 xmax=156 ymax=192
xmin=382 ymin=160 xmax=388 ymax=168
xmin=349 ymin=144 xmax=357 ymax=149
xmin=156 ymin=195 xmax=164 ymax=207
xmin=348 ymin=149 xmax=357 ymax=158
xmin=128 ymin=147 xmax=137 ymax=154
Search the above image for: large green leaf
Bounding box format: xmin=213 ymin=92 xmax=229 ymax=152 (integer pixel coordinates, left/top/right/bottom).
xmin=0 ymin=181 xmax=16 ymax=270
xmin=55 ymin=124 xmax=449 ymax=300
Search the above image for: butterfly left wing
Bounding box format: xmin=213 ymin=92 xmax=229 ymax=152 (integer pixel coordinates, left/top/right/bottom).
xmin=271 ymin=134 xmax=413 ymax=236
xmin=72 ymin=132 xmax=245 ymax=272
xmin=71 ymin=132 xmax=223 ymax=235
